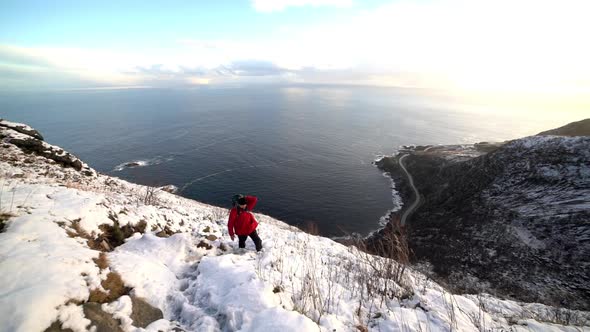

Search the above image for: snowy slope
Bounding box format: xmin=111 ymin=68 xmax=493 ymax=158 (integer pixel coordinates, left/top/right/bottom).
xmin=1 ymin=120 xmax=589 ymax=332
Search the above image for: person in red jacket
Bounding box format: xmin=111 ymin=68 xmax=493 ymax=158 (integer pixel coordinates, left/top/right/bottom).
xmin=228 ymin=195 xmax=262 ymax=252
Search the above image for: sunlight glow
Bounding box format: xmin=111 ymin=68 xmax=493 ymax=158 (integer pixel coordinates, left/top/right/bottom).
xmin=1 ymin=0 xmax=589 ymax=106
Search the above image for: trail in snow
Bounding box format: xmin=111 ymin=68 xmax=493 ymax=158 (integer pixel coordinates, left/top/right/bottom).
xmin=129 ymin=229 xmax=315 ymax=332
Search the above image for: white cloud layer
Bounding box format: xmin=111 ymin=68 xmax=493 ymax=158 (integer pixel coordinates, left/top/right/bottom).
xmin=252 ymin=0 xmax=353 ymax=12
xmin=1 ymin=0 xmax=589 ymax=110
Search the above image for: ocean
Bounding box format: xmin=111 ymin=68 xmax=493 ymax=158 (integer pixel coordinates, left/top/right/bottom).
xmin=0 ymin=85 xmax=546 ymax=236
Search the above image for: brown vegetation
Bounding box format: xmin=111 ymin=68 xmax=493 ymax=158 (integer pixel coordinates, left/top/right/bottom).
xmin=155 ymin=226 xmax=178 ymax=238
xmin=62 ymin=215 xmax=147 ymax=251
xmin=91 ymin=217 xmax=147 ymax=251
xmin=65 ymin=218 xmax=90 ymax=239
xmin=88 ymin=253 xmax=130 ymax=304
xmin=88 ymin=272 xmax=131 ymax=303
xmin=93 ymin=252 xmax=109 ymax=270
xmin=0 ymin=212 xmax=15 ymax=232
xmin=197 ymin=240 xmax=213 ymax=250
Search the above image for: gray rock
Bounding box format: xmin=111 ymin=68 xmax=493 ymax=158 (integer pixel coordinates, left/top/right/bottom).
xmin=129 ymin=295 xmax=164 ymax=328
xmin=44 ymin=321 xmax=73 ymax=332
xmin=101 ymin=240 xmax=111 ymax=251
xmin=0 ymin=119 xmax=44 ymax=140
xmin=83 ymin=302 xmax=124 ymax=332
xmin=9 ymin=137 xmax=84 ymax=170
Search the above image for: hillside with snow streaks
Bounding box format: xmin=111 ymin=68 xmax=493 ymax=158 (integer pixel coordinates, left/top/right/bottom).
xmin=374 ymin=135 xmax=590 ymax=310
xmin=1 ymin=119 xmax=589 ymax=332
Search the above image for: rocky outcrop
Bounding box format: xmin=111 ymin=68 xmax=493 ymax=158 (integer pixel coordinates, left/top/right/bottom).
xmin=44 ymin=321 xmax=73 ymax=332
xmin=0 ymin=119 xmax=44 ymax=140
xmin=83 ymin=302 xmax=124 ymax=332
xmin=129 ymin=295 xmax=164 ymax=328
xmin=0 ymin=119 xmax=95 ymax=176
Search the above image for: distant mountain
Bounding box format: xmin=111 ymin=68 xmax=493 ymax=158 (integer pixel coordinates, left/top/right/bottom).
xmin=538 ymin=118 xmax=590 ymax=136
xmin=374 ymin=120 xmax=590 ymax=310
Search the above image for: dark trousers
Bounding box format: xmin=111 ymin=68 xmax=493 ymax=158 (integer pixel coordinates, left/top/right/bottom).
xmin=238 ymin=230 xmax=263 ymax=251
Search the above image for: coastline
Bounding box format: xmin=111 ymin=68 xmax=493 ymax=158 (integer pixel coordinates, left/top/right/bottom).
xmin=331 ymin=152 xmax=405 ymax=244
xmin=372 ymin=142 xmax=502 ymax=230
xmin=367 ymin=138 xmax=590 ymax=311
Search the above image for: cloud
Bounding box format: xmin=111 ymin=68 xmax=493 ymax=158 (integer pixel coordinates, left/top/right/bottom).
xmin=0 ymin=45 xmax=55 ymax=68
xmin=127 ymin=64 xmax=212 ymax=87
xmin=252 ymin=0 xmax=353 ymax=12
xmin=1 ymin=0 xmax=589 ymax=96
xmin=227 ymin=60 xmax=289 ymax=76
xmin=0 ymin=45 xmax=145 ymax=90
xmin=0 ymin=46 xmax=105 ymax=90
xmin=264 ymin=0 xmax=590 ymax=93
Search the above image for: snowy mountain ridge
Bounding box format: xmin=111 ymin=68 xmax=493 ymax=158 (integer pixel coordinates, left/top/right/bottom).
xmin=373 ymin=134 xmax=590 ymax=311
xmin=1 ymin=119 xmax=589 ymax=332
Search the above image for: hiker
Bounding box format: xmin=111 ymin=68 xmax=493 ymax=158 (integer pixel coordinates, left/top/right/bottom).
xmin=228 ymin=195 xmax=262 ymax=252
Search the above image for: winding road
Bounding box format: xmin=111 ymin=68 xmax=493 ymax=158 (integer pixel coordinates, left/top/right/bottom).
xmin=399 ymin=154 xmax=421 ymax=225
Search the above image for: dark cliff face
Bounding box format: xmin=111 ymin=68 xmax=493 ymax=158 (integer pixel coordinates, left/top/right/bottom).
xmin=375 ymin=136 xmax=590 ymax=310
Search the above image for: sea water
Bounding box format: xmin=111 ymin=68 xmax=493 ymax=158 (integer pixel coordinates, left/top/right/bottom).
xmin=0 ymin=85 xmax=545 ymax=236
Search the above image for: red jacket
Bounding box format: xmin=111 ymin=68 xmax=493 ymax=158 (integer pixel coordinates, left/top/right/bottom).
xmin=228 ymin=196 xmax=259 ymax=237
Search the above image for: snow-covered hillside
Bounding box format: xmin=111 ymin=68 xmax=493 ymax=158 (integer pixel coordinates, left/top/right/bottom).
xmin=375 ymin=134 xmax=590 ymax=311
xmin=1 ymin=119 xmax=588 ymax=332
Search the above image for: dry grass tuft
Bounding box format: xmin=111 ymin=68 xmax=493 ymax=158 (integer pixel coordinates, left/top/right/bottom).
xmin=140 ymin=186 xmax=161 ymax=206
xmin=0 ymin=212 xmax=15 ymax=222
xmin=0 ymin=212 xmax=15 ymax=232
xmin=88 ymin=272 xmax=131 ymax=304
xmin=93 ymin=252 xmax=109 ymax=270
xmin=197 ymin=240 xmax=213 ymax=250
xmin=65 ymin=218 xmax=90 ymax=239
xmin=155 ymin=226 xmax=177 ymax=238
xmin=134 ymin=220 xmax=147 ymax=233
xmin=88 ymin=250 xmax=130 ymax=304
xmin=91 ymin=219 xmax=149 ymax=251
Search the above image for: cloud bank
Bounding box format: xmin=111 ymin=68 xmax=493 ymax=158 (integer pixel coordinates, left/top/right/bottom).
xmin=252 ymin=0 xmax=353 ymax=12
xmin=1 ymin=0 xmax=589 ymax=100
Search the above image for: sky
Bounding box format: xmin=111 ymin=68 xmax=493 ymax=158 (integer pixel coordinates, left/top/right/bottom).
xmin=0 ymin=0 xmax=589 ymax=117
